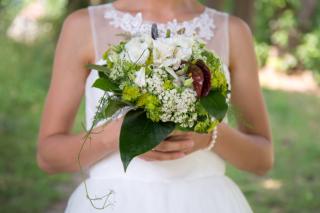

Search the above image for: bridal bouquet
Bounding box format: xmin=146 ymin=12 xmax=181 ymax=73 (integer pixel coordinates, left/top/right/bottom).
xmin=85 ymin=26 xmax=229 ymax=172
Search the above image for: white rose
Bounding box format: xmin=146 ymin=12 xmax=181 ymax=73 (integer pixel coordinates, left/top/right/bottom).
xmin=123 ymin=36 xmax=151 ymax=65
xmin=153 ymin=38 xmax=176 ymax=66
xmin=153 ymin=36 xmax=194 ymax=68
xmin=134 ymin=67 xmax=146 ymax=87
xmin=173 ymin=36 xmax=194 ymax=61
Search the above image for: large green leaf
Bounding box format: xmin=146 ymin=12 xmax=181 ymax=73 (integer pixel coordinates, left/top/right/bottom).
xmin=92 ymin=78 xmax=120 ymax=93
xmin=104 ymin=99 xmax=127 ymax=118
xmin=86 ymin=64 xmax=111 ymax=73
xmin=200 ymin=90 xmax=228 ymax=121
xmin=86 ymin=64 xmax=110 ymax=79
xmin=120 ymin=110 xmax=176 ymax=172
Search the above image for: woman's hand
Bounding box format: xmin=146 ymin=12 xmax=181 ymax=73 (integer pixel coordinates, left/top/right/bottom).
xmin=139 ymin=130 xmax=212 ymax=161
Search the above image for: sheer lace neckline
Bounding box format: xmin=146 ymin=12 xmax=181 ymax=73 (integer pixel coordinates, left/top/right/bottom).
xmin=103 ymin=3 xmax=216 ymax=41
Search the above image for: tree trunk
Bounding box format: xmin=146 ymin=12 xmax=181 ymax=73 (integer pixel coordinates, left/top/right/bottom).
xmin=298 ymin=0 xmax=317 ymax=32
xmin=67 ymin=0 xmax=90 ymax=12
xmin=234 ymin=0 xmax=255 ymax=30
xmin=204 ymin=0 xmax=225 ymax=10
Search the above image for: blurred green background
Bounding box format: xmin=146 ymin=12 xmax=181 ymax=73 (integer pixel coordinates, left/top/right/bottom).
xmin=0 ymin=0 xmax=319 ymax=212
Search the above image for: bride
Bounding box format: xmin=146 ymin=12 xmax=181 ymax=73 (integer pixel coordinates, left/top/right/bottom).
xmin=37 ymin=0 xmax=273 ymax=212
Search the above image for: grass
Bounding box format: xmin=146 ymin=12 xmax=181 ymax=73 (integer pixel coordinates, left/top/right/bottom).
xmin=0 ymin=21 xmax=319 ymax=213
xmin=228 ymin=90 xmax=320 ymax=213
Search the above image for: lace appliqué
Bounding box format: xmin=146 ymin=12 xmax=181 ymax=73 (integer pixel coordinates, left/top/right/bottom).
xmin=104 ymin=4 xmax=216 ymax=41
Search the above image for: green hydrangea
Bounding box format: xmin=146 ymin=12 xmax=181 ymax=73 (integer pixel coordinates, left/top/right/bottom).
xmin=137 ymin=93 xmax=161 ymax=122
xmin=163 ymin=80 xmax=174 ymax=90
xmin=194 ymin=118 xmax=219 ymax=133
xmin=211 ymin=70 xmax=228 ymax=95
xmin=122 ymin=85 xmax=141 ymax=102
xmin=201 ymin=50 xmax=221 ymax=71
xmin=137 ymin=93 xmax=159 ymax=109
xmin=146 ymin=108 xmax=161 ymax=122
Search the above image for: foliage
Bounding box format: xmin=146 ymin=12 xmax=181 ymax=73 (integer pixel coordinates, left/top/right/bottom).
xmin=253 ymin=0 xmax=320 ymax=82
xmin=254 ymin=0 xmax=301 ymax=43
xmin=296 ymin=29 xmax=320 ymax=83
xmin=45 ymin=0 xmax=67 ymax=18
xmin=0 ymin=27 xmax=78 ymax=212
xmin=254 ymin=41 xmax=270 ymax=68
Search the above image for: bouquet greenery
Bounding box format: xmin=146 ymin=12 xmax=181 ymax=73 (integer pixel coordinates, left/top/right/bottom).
xmin=84 ymin=25 xmax=229 ymax=172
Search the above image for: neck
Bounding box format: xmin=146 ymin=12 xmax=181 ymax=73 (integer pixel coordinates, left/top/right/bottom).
xmin=113 ymin=0 xmax=204 ymax=15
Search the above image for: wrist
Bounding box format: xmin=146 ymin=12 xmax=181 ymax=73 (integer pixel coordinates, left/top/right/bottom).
xmin=202 ymin=124 xmax=220 ymax=151
xmin=94 ymin=121 xmax=120 ymax=152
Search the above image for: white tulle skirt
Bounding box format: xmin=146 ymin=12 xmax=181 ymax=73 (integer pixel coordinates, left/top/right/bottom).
xmin=65 ymin=175 xmax=252 ymax=213
xmin=65 ymin=151 xmax=253 ymax=213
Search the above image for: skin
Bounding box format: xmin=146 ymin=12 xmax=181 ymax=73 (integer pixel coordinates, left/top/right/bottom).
xmin=37 ymin=0 xmax=273 ymax=176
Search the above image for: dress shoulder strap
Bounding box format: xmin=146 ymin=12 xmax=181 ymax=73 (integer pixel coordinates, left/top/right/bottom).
xmin=88 ymin=3 xmax=123 ymax=61
xmin=205 ymin=8 xmax=230 ymax=67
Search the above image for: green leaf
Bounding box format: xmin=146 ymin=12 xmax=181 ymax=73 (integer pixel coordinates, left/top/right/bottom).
xmin=120 ymin=110 xmax=176 ymax=172
xmin=98 ymin=71 xmax=108 ymax=79
xmin=92 ymin=78 xmax=120 ymax=93
xmin=86 ymin=64 xmax=111 ymax=73
xmin=86 ymin=64 xmax=110 ymax=79
xmin=104 ymin=99 xmax=127 ymax=118
xmin=200 ymin=90 xmax=228 ymax=121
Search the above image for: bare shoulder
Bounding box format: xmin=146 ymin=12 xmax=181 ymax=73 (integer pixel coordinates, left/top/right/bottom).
xmin=228 ymin=15 xmax=253 ymax=41
xmin=63 ymin=8 xmax=90 ymax=31
xmin=228 ymin=16 xmax=256 ymax=69
xmin=58 ymin=8 xmax=94 ymax=63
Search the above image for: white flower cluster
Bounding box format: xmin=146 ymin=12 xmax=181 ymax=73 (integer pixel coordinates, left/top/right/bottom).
xmin=159 ymin=88 xmax=198 ymax=128
xmin=143 ymin=67 xmax=198 ymax=127
xmin=105 ymin=50 xmax=126 ymax=80
xmin=145 ymin=70 xmax=165 ymax=95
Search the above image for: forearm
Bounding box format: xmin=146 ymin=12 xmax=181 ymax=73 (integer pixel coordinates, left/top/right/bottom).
xmin=37 ymin=119 xmax=121 ymax=174
xmin=213 ymin=122 xmax=273 ymax=175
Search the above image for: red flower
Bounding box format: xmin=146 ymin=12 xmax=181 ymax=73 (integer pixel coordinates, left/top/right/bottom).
xmin=188 ymin=60 xmax=211 ymax=97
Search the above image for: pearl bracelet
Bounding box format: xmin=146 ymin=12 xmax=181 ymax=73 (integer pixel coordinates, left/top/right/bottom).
xmin=204 ymin=126 xmax=218 ymax=151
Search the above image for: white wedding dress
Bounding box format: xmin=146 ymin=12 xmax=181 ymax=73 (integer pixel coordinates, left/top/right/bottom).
xmin=65 ymin=3 xmax=253 ymax=213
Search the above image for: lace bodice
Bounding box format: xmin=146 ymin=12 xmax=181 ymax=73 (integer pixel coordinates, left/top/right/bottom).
xmin=85 ymin=3 xmax=231 ymax=180
xmin=88 ymin=3 xmax=230 ymax=65
xmin=104 ymin=4 xmax=216 ymax=41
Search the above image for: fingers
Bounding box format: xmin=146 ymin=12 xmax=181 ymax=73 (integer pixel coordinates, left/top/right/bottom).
xmin=138 ymin=132 xmax=196 ymax=162
xmin=139 ymin=150 xmax=185 ymax=161
xmin=167 ymin=130 xmax=191 ymax=138
xmin=154 ymin=139 xmax=194 ymax=152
